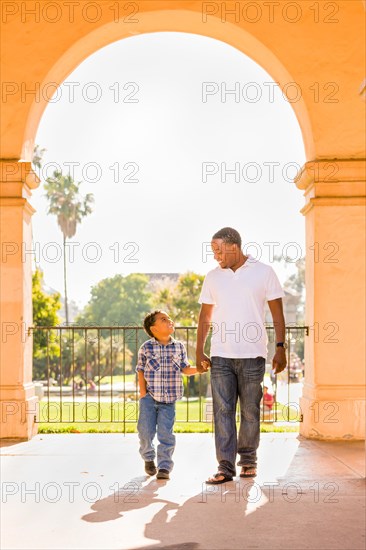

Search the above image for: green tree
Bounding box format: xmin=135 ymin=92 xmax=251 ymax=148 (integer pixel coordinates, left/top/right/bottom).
xmin=78 ymin=273 xmax=152 ymax=326
xmin=44 ymin=171 xmax=94 ymax=325
xmin=32 ymin=268 xmax=61 ymax=379
xmin=274 ymin=255 xmax=305 ymax=359
xmin=172 ymin=272 xmax=205 ymax=325
xmin=76 ymin=273 xmax=153 ymax=368
xmin=151 ymin=287 xmax=175 ymax=314
xmin=273 ymin=255 xmax=305 ymax=296
xmin=281 ymin=257 xmax=305 ymax=296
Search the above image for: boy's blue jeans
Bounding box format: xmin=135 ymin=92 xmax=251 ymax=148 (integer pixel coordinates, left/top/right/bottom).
xmin=137 ymin=393 xmax=176 ymax=472
xmin=210 ymin=356 xmax=266 ymax=477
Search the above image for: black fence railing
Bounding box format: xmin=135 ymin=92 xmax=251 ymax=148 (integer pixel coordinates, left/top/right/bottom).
xmin=30 ymin=325 xmax=308 ymax=430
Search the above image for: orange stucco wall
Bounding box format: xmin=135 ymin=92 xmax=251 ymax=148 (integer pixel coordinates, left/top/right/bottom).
xmin=0 ymin=1 xmax=365 ymax=439
xmin=1 ymin=1 xmax=365 ymax=161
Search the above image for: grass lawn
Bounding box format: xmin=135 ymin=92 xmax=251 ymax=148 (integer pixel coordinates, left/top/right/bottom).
xmin=98 ymin=374 xmax=137 ymax=384
xmin=37 ymin=399 xmax=300 ymax=433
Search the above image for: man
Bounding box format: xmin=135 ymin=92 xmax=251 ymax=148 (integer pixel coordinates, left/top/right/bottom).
xmin=196 ymin=227 xmax=287 ymax=484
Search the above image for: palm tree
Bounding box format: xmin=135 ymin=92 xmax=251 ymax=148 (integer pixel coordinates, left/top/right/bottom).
xmin=32 ymin=144 xmax=47 ymax=172
xmin=44 ymin=171 xmax=94 ymax=325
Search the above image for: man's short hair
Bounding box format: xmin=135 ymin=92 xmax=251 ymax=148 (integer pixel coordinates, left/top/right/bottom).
xmin=212 ymin=227 xmax=242 ymax=248
xmin=143 ymin=310 xmax=163 ymax=338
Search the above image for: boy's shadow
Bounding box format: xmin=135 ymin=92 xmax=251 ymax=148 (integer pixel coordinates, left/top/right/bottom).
xmin=82 ymin=475 xmax=175 ymax=523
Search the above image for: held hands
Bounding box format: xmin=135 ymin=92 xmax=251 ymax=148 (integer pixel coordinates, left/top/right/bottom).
xmin=196 ymin=353 xmax=212 ymax=374
xmin=272 ymin=347 xmax=287 ymax=375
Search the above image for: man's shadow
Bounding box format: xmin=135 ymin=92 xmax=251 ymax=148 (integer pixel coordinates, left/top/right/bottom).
xmin=138 ymin=477 xmax=256 ymax=550
xmin=82 ymin=473 xmax=255 ymax=550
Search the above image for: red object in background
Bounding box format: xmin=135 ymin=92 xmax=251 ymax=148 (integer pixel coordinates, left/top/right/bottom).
xmin=263 ymin=390 xmax=274 ymax=410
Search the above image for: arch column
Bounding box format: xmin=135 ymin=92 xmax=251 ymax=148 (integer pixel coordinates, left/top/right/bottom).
xmin=296 ymin=159 xmax=366 ymax=440
xmin=0 ymin=160 xmax=40 ymax=439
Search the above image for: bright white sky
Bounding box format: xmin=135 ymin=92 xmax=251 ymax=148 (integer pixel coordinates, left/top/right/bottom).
xmin=32 ymin=32 xmax=306 ymax=309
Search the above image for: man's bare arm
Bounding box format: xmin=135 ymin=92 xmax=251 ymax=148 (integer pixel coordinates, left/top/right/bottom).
xmin=196 ymin=303 xmax=214 ymax=373
xmin=268 ymin=298 xmax=287 ymax=374
xmin=268 ymin=298 xmax=286 ymax=342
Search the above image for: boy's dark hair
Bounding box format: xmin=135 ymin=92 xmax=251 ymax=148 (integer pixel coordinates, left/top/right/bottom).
xmin=143 ymin=310 xmax=163 ymax=338
xmin=212 ymin=227 xmax=242 ymax=248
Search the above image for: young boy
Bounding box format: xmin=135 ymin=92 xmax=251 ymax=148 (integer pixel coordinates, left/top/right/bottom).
xmin=136 ymin=310 xmax=199 ymax=480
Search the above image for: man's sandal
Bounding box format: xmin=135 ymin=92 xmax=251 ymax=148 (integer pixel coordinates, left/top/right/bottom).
xmin=205 ymin=472 xmax=233 ymax=485
xmin=240 ymin=466 xmax=257 ymax=478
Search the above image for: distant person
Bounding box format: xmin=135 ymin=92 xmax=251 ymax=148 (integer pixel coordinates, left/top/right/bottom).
xmin=263 ymin=386 xmax=275 ymax=411
xmin=88 ymin=379 xmax=96 ymax=390
xmin=136 ymin=310 xmax=202 ymax=480
xmin=196 ymin=227 xmax=287 ymax=484
xmin=86 ymin=362 xmax=92 ymax=378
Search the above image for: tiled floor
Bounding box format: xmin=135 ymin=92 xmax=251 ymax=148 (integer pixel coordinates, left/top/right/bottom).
xmin=1 ymin=433 xmax=365 ymax=549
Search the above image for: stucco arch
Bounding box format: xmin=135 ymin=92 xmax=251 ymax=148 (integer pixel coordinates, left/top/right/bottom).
xmin=22 ymin=10 xmax=314 ymax=160
xmin=1 ymin=1 xmax=365 ymax=440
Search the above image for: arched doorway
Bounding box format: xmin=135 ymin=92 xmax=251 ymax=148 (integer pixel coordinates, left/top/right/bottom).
xmin=1 ymin=4 xmax=365 ymax=440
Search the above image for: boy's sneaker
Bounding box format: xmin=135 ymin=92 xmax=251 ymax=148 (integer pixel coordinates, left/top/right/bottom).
xmin=145 ymin=461 xmax=157 ymax=476
xmin=156 ymin=469 xmax=170 ymax=480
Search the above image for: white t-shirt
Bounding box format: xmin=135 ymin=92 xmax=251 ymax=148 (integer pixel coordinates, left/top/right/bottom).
xmin=198 ymin=255 xmax=285 ymax=358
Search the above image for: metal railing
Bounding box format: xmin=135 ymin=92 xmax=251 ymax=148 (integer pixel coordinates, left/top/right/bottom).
xmin=30 ymin=325 xmax=308 ymax=430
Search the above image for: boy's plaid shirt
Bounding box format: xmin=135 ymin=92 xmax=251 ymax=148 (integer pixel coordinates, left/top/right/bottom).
xmin=136 ymin=337 xmax=190 ymax=403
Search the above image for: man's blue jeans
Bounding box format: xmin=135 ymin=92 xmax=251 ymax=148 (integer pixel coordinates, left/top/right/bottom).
xmin=137 ymin=393 xmax=176 ymax=472
xmin=210 ymin=356 xmax=265 ymax=477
